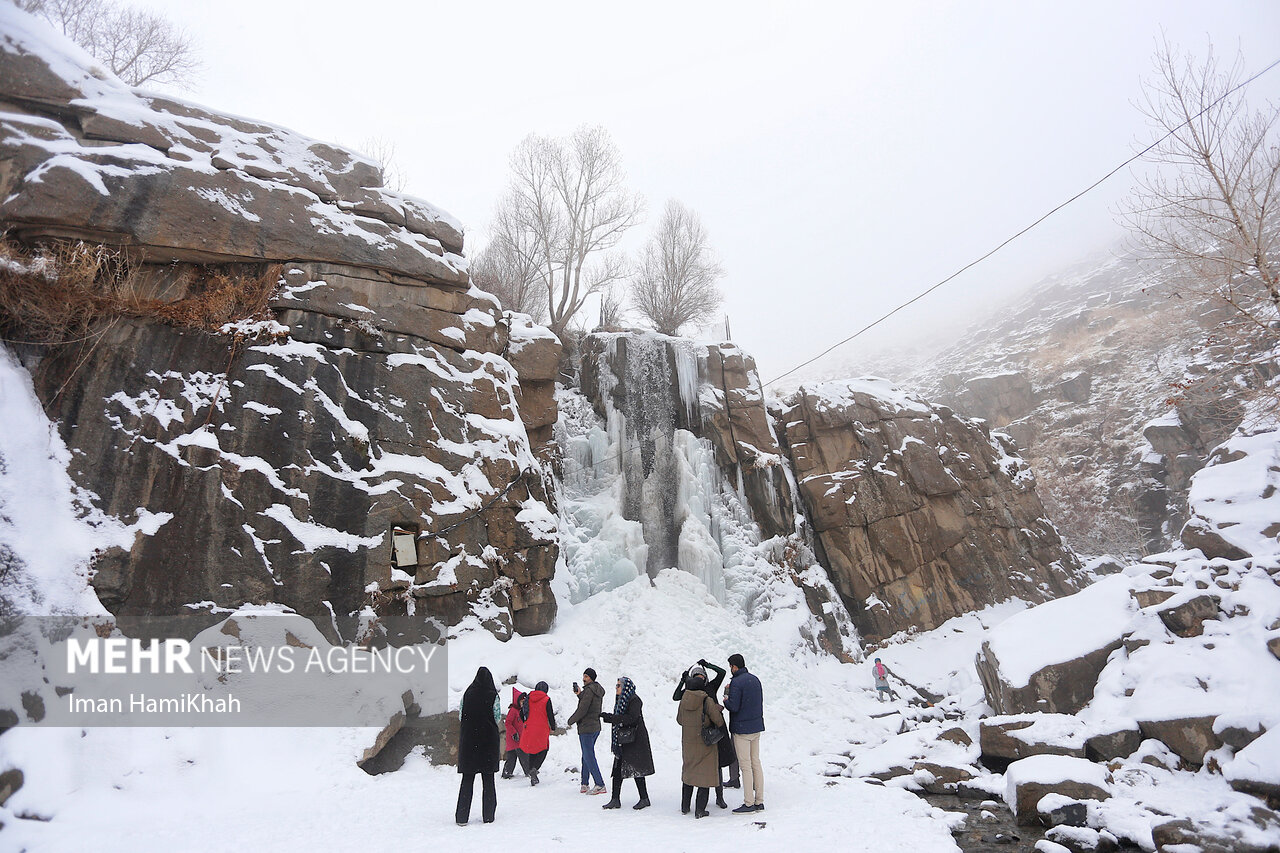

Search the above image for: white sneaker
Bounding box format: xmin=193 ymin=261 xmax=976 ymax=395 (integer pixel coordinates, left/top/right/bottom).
xmin=580 ymin=785 xmax=588 ymax=793
xmin=589 ymin=785 xmax=608 ymax=795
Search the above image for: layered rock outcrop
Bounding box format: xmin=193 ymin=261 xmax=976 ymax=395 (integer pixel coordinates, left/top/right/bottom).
xmin=778 ymin=378 xmax=1081 ymax=641
xmin=1 ymin=10 xmax=559 ymax=643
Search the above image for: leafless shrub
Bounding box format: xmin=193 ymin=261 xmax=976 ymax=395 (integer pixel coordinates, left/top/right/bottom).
xmin=359 ymin=135 xmax=406 ymax=193
xmin=596 ymin=283 xmax=625 ymax=329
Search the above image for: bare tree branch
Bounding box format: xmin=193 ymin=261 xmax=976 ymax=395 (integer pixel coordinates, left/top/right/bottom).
xmin=22 ymin=0 xmax=199 ymax=89
xmin=1122 ymin=39 xmax=1280 ymax=414
xmin=359 ymin=136 xmax=407 ymax=193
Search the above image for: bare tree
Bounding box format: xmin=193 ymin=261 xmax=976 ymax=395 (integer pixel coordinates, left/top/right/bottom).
xmin=359 ymin=136 xmax=406 ymax=193
xmin=629 ymin=199 xmax=725 ymax=336
xmin=470 ymin=214 xmax=548 ymax=323
xmin=596 ymin=283 xmax=625 ymax=329
xmin=488 ymin=125 xmax=643 ymax=341
xmin=20 ymin=0 xmax=199 ymax=88
xmin=1124 ymin=40 xmax=1280 ymax=351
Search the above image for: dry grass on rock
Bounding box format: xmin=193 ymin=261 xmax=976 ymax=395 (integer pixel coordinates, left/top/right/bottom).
xmin=0 ymin=238 xmax=282 ymax=346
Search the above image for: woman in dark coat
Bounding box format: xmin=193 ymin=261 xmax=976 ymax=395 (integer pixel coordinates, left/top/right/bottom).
xmin=456 ymin=667 xmax=501 ymax=825
xmin=599 ymin=675 xmax=654 ymax=810
xmin=676 ymin=666 xmax=725 ymax=818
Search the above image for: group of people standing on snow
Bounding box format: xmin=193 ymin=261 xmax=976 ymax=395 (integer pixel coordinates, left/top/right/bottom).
xmin=454 ymin=654 xmax=766 ymax=826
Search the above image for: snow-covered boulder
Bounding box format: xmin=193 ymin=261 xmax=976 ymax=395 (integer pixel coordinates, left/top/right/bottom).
xmin=1226 ymin=728 xmax=1280 ymax=806
xmin=1004 ymin=755 xmax=1110 ymax=826
xmin=1181 ymin=428 xmax=1280 ymax=560
xmin=976 ymin=574 xmax=1131 ymax=715
xmin=979 ymin=714 xmax=1089 ymax=764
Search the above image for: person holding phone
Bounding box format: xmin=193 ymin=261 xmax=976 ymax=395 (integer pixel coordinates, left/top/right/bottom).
xmin=567 ymin=668 xmax=607 ymax=794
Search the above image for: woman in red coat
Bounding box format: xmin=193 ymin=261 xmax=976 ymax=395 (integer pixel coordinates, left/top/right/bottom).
xmin=501 ymin=689 xmax=528 ymax=778
xmin=519 ymin=681 xmax=556 ymax=786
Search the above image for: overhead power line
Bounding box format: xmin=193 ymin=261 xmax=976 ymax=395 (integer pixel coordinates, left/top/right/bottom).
xmin=762 ymin=54 xmax=1280 ymax=389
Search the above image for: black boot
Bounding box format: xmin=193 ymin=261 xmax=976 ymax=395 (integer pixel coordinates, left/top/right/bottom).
xmin=694 ymin=787 xmax=710 ymax=818
xmin=633 ymin=797 xmax=650 ymax=810
xmin=681 ymin=783 xmax=693 ymax=815
xmin=602 ymin=798 xmax=621 ymax=809
xmin=715 ymin=785 xmax=727 ymax=809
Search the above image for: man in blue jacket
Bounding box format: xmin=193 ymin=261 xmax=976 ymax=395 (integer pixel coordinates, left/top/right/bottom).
xmin=723 ymin=653 xmax=764 ymax=813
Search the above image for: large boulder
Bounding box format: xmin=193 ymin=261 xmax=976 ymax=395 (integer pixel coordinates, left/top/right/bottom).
xmin=979 ymin=715 xmax=1088 ymax=766
xmin=976 ymin=575 xmax=1131 ymax=715
xmin=1004 ymin=755 xmax=1110 ymax=827
xmin=1181 ymin=429 xmax=1280 ymax=560
xmin=780 ymin=377 xmax=1082 ymax=641
xmin=1226 ymin=729 xmax=1280 ymax=807
xmin=1138 ymin=716 xmax=1222 ymax=767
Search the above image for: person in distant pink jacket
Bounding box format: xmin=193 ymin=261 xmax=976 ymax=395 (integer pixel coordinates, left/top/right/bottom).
xmin=873 ymin=658 xmax=891 ymax=702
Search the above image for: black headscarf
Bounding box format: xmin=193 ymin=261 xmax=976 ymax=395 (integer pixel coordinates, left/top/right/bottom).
xmin=463 ymin=666 xmax=498 ymax=713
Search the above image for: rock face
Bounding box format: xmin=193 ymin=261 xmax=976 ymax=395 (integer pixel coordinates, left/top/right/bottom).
xmin=943 ymin=371 xmax=1038 ymax=427
xmin=778 ymin=377 xmax=1081 ymax=641
xmin=1 ymin=12 xmax=559 ymax=642
xmin=895 ymin=249 xmax=1270 ymax=560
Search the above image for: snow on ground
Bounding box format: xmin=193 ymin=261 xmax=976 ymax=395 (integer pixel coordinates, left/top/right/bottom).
xmin=0 ymin=570 xmax=964 ymax=852
xmin=872 ymin=599 xmax=1030 ymax=705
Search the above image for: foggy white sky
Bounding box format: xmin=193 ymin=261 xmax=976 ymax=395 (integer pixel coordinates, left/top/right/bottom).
xmin=138 ymin=0 xmax=1280 ymax=382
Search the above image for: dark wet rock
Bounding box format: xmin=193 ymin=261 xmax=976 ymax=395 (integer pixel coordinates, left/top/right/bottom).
xmin=1138 ymin=716 xmax=1222 ymax=767
xmin=1084 ymin=728 xmax=1143 ymax=762
xmin=1156 ymin=594 xmax=1221 ymax=638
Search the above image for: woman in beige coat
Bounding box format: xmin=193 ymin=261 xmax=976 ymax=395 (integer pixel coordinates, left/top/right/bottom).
xmin=676 ymin=666 xmax=725 ymax=818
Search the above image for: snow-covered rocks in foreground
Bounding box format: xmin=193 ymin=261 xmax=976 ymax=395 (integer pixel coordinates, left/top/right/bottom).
xmin=1004 ymin=755 xmax=1109 ymax=824
xmin=976 ymin=575 xmax=1133 ymax=715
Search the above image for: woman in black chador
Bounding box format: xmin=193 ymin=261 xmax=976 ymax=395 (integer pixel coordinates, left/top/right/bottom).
xmin=456 ymin=666 xmax=501 ymax=825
